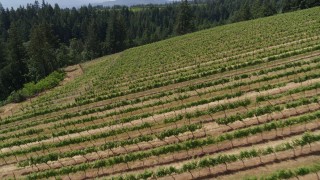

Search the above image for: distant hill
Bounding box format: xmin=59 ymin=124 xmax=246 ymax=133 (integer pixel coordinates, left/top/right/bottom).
xmin=94 ymin=0 xmax=172 ymax=7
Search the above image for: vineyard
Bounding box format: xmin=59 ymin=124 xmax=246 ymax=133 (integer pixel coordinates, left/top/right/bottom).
xmin=1 ymin=7 xmax=320 ymax=180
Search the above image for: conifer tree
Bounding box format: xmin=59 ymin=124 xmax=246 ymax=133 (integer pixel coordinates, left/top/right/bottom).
xmin=0 ymin=40 xmax=6 ymax=70
xmin=27 ymin=23 xmax=58 ymax=81
xmin=7 ymin=23 xmax=28 ymax=89
xmin=175 ymin=0 xmax=194 ymax=35
xmin=106 ymin=12 xmax=127 ymax=54
xmin=84 ymin=20 xmax=100 ymax=60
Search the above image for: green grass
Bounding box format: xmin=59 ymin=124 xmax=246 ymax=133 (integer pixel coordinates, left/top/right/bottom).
xmin=6 ymin=70 xmax=65 ymax=103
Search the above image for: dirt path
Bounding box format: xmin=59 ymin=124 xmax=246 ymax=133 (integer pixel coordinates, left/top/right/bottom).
xmin=61 ymin=64 xmax=84 ymax=86
xmin=0 ymin=104 xmax=20 ymax=119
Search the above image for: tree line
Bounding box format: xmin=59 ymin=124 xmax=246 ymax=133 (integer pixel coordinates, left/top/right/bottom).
xmin=0 ymin=0 xmax=319 ymax=101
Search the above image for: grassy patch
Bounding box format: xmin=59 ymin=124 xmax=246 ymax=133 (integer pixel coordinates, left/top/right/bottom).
xmin=7 ymin=71 xmax=65 ymax=103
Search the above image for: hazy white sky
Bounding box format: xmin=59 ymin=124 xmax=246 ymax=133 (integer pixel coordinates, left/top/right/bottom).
xmin=0 ymin=0 xmax=109 ymax=8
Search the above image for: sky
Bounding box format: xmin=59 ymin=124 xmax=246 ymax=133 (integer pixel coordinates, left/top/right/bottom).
xmin=0 ymin=0 xmax=109 ymax=8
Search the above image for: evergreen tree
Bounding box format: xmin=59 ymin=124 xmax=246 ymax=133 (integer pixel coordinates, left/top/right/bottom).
xmin=0 ymin=65 xmax=13 ymax=100
xmin=0 ymin=40 xmax=12 ymax=100
xmin=105 ymin=12 xmax=127 ymax=54
xmin=0 ymin=38 xmax=7 ymax=100
xmin=299 ymin=0 xmax=307 ymax=9
xmin=7 ymin=23 xmax=28 ymax=89
xmin=305 ymin=0 xmax=319 ymax=7
xmin=262 ymin=0 xmax=277 ymax=16
xmin=252 ymin=0 xmax=264 ymax=18
xmin=232 ymin=2 xmax=252 ymax=22
xmin=0 ymin=8 xmax=10 ymax=40
xmin=84 ymin=20 xmax=100 ymax=60
xmin=0 ymin=40 xmax=6 ymax=69
xmin=27 ymin=23 xmax=58 ymax=81
xmin=69 ymin=38 xmax=84 ymax=64
xmin=175 ymin=0 xmax=194 ymax=35
xmin=0 ymin=80 xmax=6 ymax=100
xmin=0 ymin=23 xmax=29 ymax=101
xmin=282 ymin=0 xmax=293 ymax=12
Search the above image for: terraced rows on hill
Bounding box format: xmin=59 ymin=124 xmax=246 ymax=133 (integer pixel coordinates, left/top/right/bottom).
xmin=1 ymin=7 xmax=320 ymax=180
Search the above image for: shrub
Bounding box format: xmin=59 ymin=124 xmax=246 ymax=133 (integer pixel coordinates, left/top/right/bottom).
xmin=6 ymin=70 xmax=65 ymax=103
xmin=7 ymin=90 xmax=26 ymax=103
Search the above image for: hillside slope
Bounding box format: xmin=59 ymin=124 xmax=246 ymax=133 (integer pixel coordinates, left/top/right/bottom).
xmin=1 ymin=7 xmax=320 ymax=179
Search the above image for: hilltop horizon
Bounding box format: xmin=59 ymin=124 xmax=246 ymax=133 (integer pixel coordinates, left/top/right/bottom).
xmin=0 ymin=0 xmax=175 ymax=9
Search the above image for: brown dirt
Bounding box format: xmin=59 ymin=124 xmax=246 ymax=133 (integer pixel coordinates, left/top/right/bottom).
xmin=105 ymin=132 xmax=320 ymax=180
xmin=42 ymin=124 xmax=320 ymax=179
xmin=0 ymin=115 xmax=314 ymax=179
xmin=160 ymin=143 xmax=320 ymax=180
xmin=218 ymin=155 xmax=320 ymax=180
xmin=1 ymin=99 xmax=319 ymax=170
xmin=0 ymin=104 xmax=21 ymax=119
xmin=61 ymin=65 xmax=84 ymax=86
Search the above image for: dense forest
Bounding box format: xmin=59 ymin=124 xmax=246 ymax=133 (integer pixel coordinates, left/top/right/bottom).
xmin=0 ymin=0 xmax=319 ymax=102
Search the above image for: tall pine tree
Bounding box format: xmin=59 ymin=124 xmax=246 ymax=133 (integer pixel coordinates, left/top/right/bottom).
xmin=27 ymin=23 xmax=59 ymax=81
xmin=0 ymin=39 xmax=8 ymax=100
xmin=105 ymin=12 xmax=127 ymax=54
xmin=175 ymin=0 xmax=194 ymax=35
xmin=0 ymin=40 xmax=6 ymax=70
xmin=7 ymin=23 xmax=28 ymax=89
xmin=84 ymin=20 xmax=100 ymax=60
